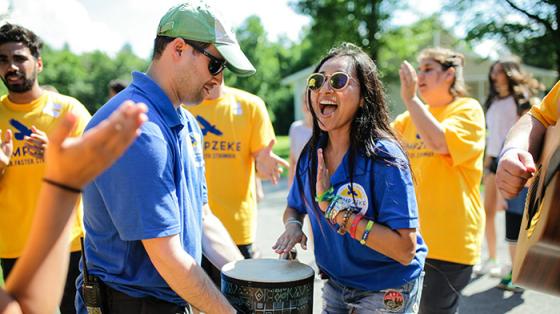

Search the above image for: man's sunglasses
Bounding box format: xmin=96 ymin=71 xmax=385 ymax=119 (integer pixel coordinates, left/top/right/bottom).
xmin=186 ymin=41 xmax=227 ymax=76
xmin=307 ymin=72 xmax=355 ymax=91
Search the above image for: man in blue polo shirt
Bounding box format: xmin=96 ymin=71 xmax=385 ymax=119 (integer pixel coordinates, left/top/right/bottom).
xmin=75 ymin=1 xmax=255 ymax=313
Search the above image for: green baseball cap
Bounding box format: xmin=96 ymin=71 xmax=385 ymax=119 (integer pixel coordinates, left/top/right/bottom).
xmin=157 ymin=1 xmax=256 ymax=77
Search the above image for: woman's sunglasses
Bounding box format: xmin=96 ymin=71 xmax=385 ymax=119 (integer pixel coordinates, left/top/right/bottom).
xmin=187 ymin=42 xmax=227 ymax=76
xmin=307 ymin=72 xmax=354 ymax=91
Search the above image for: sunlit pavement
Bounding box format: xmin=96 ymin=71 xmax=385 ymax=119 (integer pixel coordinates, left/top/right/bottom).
xmin=255 ymin=177 xmax=560 ymax=314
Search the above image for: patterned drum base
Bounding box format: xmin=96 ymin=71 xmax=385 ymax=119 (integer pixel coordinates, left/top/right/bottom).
xmin=221 ymin=259 xmax=314 ymax=314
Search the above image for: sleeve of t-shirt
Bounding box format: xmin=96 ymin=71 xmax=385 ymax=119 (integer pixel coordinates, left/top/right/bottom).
xmin=391 ymin=111 xmax=409 ymax=136
xmin=93 ymin=126 xmax=181 ymax=241
xmin=441 ymin=100 xmax=486 ymax=168
xmin=69 ymin=100 xmax=92 ymax=137
xmin=373 ymin=142 xmax=419 ymax=230
xmin=288 ymin=122 xmax=297 ymax=155
xmin=250 ymin=97 xmax=276 ymax=154
xmin=529 ymin=80 xmax=560 ymax=127
xmin=287 ymin=152 xmax=308 ymax=215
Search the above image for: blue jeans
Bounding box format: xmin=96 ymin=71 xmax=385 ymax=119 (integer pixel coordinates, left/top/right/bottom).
xmin=322 ymin=274 xmax=424 ymax=313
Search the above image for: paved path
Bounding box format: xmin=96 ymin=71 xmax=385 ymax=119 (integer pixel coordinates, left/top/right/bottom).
xmin=254 ymin=178 xmax=560 ymax=313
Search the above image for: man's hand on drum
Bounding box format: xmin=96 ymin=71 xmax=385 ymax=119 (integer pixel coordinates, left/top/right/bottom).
xmin=272 ymin=216 xmax=307 ymax=256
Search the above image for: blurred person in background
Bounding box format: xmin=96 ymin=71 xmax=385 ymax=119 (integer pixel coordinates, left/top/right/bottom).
xmin=394 ymin=47 xmax=485 ymax=314
xmin=478 ymin=58 xmax=543 ymax=292
xmin=188 ymin=80 xmax=288 ymax=287
xmin=0 ymin=23 xmax=91 ymax=314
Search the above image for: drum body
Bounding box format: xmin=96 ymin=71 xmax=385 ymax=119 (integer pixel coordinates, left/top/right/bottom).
xmin=221 ymin=259 xmax=314 ymax=313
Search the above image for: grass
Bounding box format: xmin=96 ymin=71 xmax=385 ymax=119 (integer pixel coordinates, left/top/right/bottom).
xmin=272 ymin=135 xmax=290 ymax=178
xmin=273 ymin=135 xmax=290 ymax=161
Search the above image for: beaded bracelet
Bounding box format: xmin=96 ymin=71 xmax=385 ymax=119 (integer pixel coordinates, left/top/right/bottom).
xmin=324 ymin=194 xmax=341 ymax=221
xmin=329 ymin=199 xmax=346 ymax=224
xmin=359 ymin=220 xmax=374 ymax=245
xmin=315 ymin=186 xmax=335 ymax=203
xmin=285 ymin=219 xmax=303 ymax=228
xmin=349 ymin=214 xmax=364 ymax=239
xmin=337 ymin=209 xmax=353 ymax=235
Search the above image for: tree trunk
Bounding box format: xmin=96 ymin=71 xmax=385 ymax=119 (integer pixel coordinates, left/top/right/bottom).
xmin=367 ymin=0 xmax=380 ymax=62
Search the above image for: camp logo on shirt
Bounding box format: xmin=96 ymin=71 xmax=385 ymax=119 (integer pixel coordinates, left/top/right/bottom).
xmin=196 ymin=116 xmax=222 ymax=136
xmin=194 ymin=115 xmax=241 ymax=160
xmin=336 ymin=183 xmax=369 ymax=215
xmin=189 ymin=131 xmax=204 ymax=168
xmin=10 ymin=119 xmax=32 ymax=140
xmin=7 ymin=119 xmax=44 ymax=166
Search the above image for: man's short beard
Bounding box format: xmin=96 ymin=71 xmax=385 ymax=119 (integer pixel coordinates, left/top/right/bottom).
xmin=1 ymin=69 xmax=37 ymax=93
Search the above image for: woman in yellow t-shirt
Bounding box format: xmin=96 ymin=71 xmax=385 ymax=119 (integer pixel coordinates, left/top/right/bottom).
xmin=393 ymin=48 xmax=486 ymax=314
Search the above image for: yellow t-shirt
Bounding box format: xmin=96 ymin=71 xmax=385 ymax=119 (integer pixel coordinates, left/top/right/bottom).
xmin=186 ymin=87 xmax=275 ymax=245
xmin=392 ymin=97 xmax=486 ymax=265
xmin=0 ymin=91 xmax=91 ymax=258
xmin=529 ymin=80 xmax=560 ymax=127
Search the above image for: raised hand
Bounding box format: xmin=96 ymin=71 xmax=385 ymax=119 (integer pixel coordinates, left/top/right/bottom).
xmin=316 ymin=148 xmax=331 ymax=212
xmin=255 ymin=139 xmax=289 ymax=185
xmin=43 ymin=100 xmax=148 ymax=190
xmin=0 ymin=129 xmax=13 ymax=172
xmin=24 ymin=126 xmax=48 ymax=159
xmin=399 ymin=60 xmax=419 ymax=105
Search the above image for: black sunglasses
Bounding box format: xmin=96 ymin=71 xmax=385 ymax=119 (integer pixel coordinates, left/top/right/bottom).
xmin=307 ymin=72 xmax=355 ymax=91
xmin=185 ymin=41 xmax=227 ymax=76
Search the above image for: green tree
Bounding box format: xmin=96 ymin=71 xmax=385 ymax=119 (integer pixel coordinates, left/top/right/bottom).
xmin=445 ymin=0 xmax=560 ymax=80
xmin=226 ymin=16 xmax=297 ymax=134
xmin=36 ymin=43 xmax=148 ymax=113
xmin=290 ymin=0 xmax=403 ymax=62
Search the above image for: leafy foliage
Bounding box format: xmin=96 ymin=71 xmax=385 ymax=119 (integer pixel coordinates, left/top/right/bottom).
xmin=445 ymin=0 xmax=560 ymax=79
xmin=39 ymin=44 xmax=148 ymax=113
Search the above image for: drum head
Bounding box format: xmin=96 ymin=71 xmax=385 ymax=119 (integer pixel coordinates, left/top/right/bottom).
xmin=221 ymin=258 xmax=314 ymax=283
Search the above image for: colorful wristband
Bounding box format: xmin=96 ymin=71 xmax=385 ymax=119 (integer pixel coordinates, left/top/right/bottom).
xmin=359 ymin=220 xmax=374 ymax=245
xmin=324 ymin=194 xmax=340 ymax=220
xmin=349 ymin=214 xmax=364 ymax=239
xmin=315 ymin=186 xmax=335 ymax=203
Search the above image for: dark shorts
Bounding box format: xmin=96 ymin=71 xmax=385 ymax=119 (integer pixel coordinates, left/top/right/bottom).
xmin=420 ymin=259 xmax=473 ymax=314
xmin=505 ymin=212 xmax=523 ymax=242
xmin=487 ymin=157 xmax=499 ymax=174
xmin=504 ymin=187 xmax=527 ymax=243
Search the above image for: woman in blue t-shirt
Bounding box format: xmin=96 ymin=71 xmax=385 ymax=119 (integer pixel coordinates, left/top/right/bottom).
xmin=273 ymin=43 xmax=427 ymax=313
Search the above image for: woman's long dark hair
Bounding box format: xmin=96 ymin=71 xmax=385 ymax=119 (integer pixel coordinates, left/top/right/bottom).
xmin=296 ymin=42 xmax=409 ymax=223
xmin=485 ymin=59 xmax=544 ymax=116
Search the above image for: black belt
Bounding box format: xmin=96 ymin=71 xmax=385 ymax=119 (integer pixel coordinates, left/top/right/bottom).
xmin=104 ymin=284 xmax=191 ymax=314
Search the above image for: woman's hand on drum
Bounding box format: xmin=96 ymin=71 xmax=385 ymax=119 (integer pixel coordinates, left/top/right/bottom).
xmin=316 ymin=148 xmax=331 ymax=212
xmin=272 ymin=222 xmax=307 ymax=256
